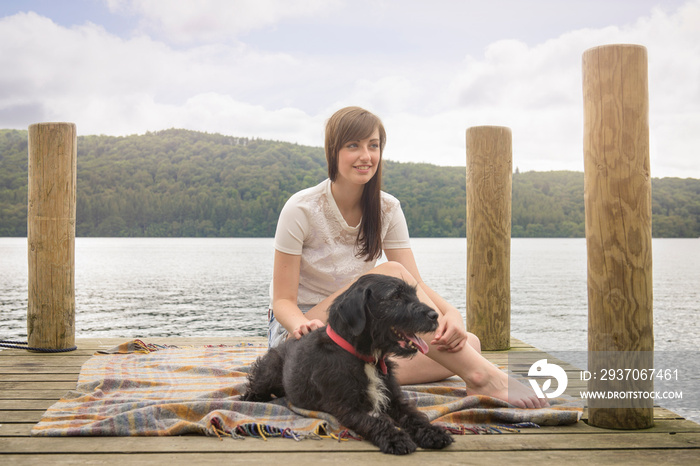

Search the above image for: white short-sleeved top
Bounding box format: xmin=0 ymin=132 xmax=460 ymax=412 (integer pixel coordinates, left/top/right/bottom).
xmin=271 ymin=178 xmax=411 ymax=307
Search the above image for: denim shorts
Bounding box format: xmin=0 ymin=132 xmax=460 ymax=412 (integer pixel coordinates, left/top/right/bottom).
xmin=267 ymin=305 xmax=314 ymax=348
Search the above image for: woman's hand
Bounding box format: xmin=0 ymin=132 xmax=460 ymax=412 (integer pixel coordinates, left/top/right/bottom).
xmin=431 ymin=310 xmax=469 ymax=352
xmin=292 ymin=319 xmax=325 ymax=340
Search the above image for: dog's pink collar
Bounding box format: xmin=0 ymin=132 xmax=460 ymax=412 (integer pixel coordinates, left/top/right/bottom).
xmin=326 ymin=325 xmax=387 ymax=375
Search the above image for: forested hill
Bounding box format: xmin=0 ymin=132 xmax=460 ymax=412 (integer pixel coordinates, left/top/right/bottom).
xmin=1 ymin=128 xmax=699 ymax=238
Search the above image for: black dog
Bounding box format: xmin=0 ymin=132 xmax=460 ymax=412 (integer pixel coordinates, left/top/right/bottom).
xmin=242 ymin=274 xmax=454 ymax=455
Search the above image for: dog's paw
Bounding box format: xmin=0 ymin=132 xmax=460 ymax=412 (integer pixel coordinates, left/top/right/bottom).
xmin=413 ymin=425 xmax=454 ymax=450
xmin=377 ymin=431 xmax=417 ymax=455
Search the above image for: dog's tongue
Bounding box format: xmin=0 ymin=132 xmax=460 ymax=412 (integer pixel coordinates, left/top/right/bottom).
xmin=408 ymin=334 xmax=429 ymax=354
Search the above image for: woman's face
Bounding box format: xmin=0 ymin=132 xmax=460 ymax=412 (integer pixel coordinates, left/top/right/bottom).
xmin=335 ymin=128 xmax=381 ymax=187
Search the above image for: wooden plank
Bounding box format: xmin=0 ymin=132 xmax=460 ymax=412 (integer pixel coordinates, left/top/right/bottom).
xmin=0 ymin=412 xmax=41 ymax=423
xmin=0 ymin=351 xmax=97 ymax=358
xmin=0 ymin=358 xmax=86 ymax=367
xmin=2 ymin=411 xmax=51 ymax=423
xmin=64 ymin=337 xmax=268 ymax=346
xmin=1 ymin=337 xmax=268 ymax=357
xmin=0 ymin=367 xmax=81 ymax=374
xmin=493 ymin=345 xmax=544 ymax=352
xmin=0 ymin=423 xmax=35 ymax=436
xmin=0 ymin=400 xmax=54 ymax=410
xmin=1 ymin=450 xmax=699 ymax=466
xmin=0 ymin=381 xmax=78 ymax=390
xmin=2 ymin=432 xmax=700 ymax=454
xmin=579 ymin=406 xmax=685 ymax=421
xmin=0 ymin=390 xmax=70 ymax=400
xmin=0 ymin=374 xmax=79 ymax=382
xmin=1 ymin=412 xmax=698 ymax=435
xmin=651 ymin=407 xmax=687 ymax=419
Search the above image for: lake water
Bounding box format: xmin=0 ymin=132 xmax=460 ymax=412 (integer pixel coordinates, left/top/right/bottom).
xmin=1 ymin=237 xmax=698 ymax=422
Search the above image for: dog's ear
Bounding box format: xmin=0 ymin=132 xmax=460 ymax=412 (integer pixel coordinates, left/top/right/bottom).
xmin=333 ymin=284 xmax=371 ymax=337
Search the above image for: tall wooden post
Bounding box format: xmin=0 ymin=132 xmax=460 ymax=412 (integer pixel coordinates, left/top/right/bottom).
xmin=27 ymin=123 xmax=77 ymax=350
xmin=583 ymin=45 xmax=654 ymax=429
xmin=466 ymin=126 xmax=512 ymax=350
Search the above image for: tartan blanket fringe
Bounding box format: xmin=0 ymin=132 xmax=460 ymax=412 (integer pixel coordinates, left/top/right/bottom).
xmin=207 ymin=417 xmax=329 ymax=441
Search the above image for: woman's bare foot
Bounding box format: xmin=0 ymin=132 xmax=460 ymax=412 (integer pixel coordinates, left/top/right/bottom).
xmin=465 ymin=362 xmax=549 ymax=409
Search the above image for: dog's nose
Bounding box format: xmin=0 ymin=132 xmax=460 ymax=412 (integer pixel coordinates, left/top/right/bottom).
xmin=426 ymin=309 xmax=439 ymax=322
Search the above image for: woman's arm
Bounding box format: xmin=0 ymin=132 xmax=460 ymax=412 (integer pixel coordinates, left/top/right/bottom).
xmin=384 ymin=248 xmax=468 ymax=352
xmin=272 ymin=250 xmax=324 ymax=339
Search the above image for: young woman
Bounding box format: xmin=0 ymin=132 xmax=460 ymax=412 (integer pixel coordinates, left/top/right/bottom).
xmin=268 ymin=106 xmax=547 ymax=409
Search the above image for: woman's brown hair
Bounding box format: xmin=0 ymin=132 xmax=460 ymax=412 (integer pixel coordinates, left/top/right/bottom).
xmin=325 ymin=107 xmax=386 ymax=262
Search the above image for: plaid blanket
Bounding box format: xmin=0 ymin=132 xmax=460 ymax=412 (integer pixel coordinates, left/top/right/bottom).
xmin=31 ymin=340 xmax=582 ymax=439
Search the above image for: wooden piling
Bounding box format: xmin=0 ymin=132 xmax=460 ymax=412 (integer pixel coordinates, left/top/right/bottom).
xmin=465 ymin=126 xmax=512 ymax=350
xmin=582 ymin=45 xmax=654 ymax=429
xmin=27 ymin=123 xmax=77 ymax=350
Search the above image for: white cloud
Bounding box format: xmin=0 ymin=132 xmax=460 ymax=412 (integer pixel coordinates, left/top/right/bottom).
xmin=105 ymin=0 xmax=342 ymax=43
xmin=1 ymin=1 xmax=699 ymax=177
xmin=169 ymin=93 xmax=323 ymax=144
xmin=379 ymin=1 xmax=700 ymax=175
xmin=0 ymin=11 xmax=321 ymax=137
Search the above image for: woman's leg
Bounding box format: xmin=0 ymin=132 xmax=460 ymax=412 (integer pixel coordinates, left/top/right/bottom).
xmin=391 ymin=332 xmax=480 ymax=384
xmin=402 ymin=338 xmax=549 ymax=408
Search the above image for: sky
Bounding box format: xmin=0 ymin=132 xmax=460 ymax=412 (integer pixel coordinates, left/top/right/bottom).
xmin=1 ymin=0 xmax=698 ymax=177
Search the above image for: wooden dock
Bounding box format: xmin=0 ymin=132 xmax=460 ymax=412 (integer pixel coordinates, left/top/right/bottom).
xmin=2 ymin=337 xmax=699 ymax=465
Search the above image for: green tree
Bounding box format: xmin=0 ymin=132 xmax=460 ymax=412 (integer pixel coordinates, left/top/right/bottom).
xmin=1 ymin=129 xmax=698 ymax=238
